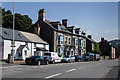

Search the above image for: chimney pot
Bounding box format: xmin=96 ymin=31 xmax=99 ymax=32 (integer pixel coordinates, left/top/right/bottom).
xmin=62 ymin=19 xmax=68 ymax=27
xmin=88 ymin=35 xmax=92 ymax=39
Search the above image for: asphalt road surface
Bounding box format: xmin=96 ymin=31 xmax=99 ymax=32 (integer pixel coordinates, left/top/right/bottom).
xmin=1 ymin=59 xmax=119 ymax=80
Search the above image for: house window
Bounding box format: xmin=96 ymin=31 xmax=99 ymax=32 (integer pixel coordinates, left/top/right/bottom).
xmin=65 ymin=37 xmax=67 ymax=44
xmin=24 ymin=50 xmax=27 ymax=56
xmin=60 ymin=48 xmax=64 ymax=54
xmin=25 ymin=42 xmax=28 ymax=46
xmin=76 ymin=38 xmax=78 ymax=45
xmin=34 ymin=51 xmax=36 ymax=56
xmin=34 ymin=43 xmax=36 ymax=47
xmin=57 ymin=47 xmax=60 ymax=54
xmin=60 ymin=36 xmax=63 ymax=44
xmin=57 ymin=35 xmax=63 ymax=45
xmin=79 ymin=39 xmax=81 ymax=46
xmin=68 ymin=38 xmax=71 ymax=44
xmin=72 ymin=38 xmax=75 ymax=46
xmin=57 ymin=36 xmax=60 ymax=45
xmin=57 ymin=47 xmax=63 ymax=54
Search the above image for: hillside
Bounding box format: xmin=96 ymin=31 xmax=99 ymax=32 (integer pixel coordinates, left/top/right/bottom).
xmin=109 ymin=39 xmax=120 ymax=49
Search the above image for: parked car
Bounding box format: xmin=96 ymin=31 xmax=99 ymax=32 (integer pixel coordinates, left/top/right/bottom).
xmin=43 ymin=52 xmax=62 ymax=64
xmin=25 ymin=56 xmax=49 ymax=65
xmin=75 ymin=55 xmax=83 ymax=62
xmin=83 ymin=53 xmax=95 ymax=61
xmin=62 ymin=55 xmax=75 ymax=63
xmin=94 ymin=54 xmax=100 ymax=61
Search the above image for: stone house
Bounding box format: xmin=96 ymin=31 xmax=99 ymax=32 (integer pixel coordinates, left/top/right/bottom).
xmin=86 ymin=35 xmax=95 ymax=53
xmin=32 ymin=9 xmax=87 ymax=56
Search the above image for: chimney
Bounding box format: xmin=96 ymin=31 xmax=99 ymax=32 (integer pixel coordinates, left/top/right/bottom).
xmin=62 ymin=19 xmax=68 ymax=27
xmin=101 ymin=37 xmax=104 ymax=41
xmin=82 ymin=31 xmax=86 ymax=36
xmin=88 ymin=35 xmax=92 ymax=39
xmin=38 ymin=9 xmax=45 ymax=21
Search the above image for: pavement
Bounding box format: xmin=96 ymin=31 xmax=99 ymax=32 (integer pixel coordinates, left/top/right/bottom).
xmin=0 ymin=59 xmax=119 ymax=80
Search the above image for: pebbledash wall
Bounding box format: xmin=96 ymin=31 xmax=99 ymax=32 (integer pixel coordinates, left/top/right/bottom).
xmin=2 ymin=40 xmax=49 ymax=60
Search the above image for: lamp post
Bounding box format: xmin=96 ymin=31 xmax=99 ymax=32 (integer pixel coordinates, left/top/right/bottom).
xmin=11 ymin=0 xmax=15 ymax=63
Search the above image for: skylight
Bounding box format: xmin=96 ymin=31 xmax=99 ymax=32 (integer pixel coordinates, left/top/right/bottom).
xmin=4 ymin=31 xmax=8 ymax=35
xmin=18 ymin=33 xmax=23 ymax=37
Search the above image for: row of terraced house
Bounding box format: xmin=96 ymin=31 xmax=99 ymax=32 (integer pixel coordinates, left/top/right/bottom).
xmin=0 ymin=9 xmax=96 ymax=61
xmin=31 ymin=9 xmax=95 ymax=56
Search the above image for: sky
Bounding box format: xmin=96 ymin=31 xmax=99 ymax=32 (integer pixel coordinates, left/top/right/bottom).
xmin=2 ymin=2 xmax=118 ymax=42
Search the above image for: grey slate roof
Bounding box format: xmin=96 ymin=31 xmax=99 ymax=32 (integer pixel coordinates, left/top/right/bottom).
xmin=33 ymin=20 xmax=96 ymax=43
xmin=0 ymin=27 xmax=48 ymax=44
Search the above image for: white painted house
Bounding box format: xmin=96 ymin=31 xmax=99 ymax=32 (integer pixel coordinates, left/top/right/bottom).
xmin=0 ymin=27 xmax=49 ymax=60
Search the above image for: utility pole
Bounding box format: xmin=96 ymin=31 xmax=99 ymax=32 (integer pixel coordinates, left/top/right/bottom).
xmin=11 ymin=0 xmax=15 ymax=63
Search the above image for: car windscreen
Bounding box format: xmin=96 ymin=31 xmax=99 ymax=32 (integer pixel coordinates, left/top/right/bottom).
xmin=44 ymin=53 xmax=51 ymax=56
xmin=78 ymin=56 xmax=82 ymax=58
xmin=64 ymin=55 xmax=69 ymax=58
xmin=30 ymin=56 xmax=42 ymax=58
xmin=84 ymin=54 xmax=89 ymax=56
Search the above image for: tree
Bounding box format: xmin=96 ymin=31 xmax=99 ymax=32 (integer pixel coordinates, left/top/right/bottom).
xmin=92 ymin=42 xmax=102 ymax=55
xmin=2 ymin=8 xmax=13 ymax=29
xmin=2 ymin=8 xmax=33 ymax=32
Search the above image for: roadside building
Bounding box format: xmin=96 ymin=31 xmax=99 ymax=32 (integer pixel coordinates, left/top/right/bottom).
xmin=32 ymin=9 xmax=86 ymax=56
xmin=99 ymin=38 xmax=111 ymax=59
xmin=86 ymin=35 xmax=95 ymax=53
xmin=0 ymin=27 xmax=49 ymax=60
xmin=111 ymin=46 xmax=116 ymax=59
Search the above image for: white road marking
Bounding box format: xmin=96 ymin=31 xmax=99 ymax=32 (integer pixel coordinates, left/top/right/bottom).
xmin=45 ymin=73 xmax=61 ymax=79
xmin=66 ymin=68 xmax=76 ymax=72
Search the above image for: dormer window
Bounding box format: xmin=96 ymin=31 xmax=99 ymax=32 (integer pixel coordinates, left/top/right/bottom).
xmin=58 ymin=25 xmax=61 ymax=30
xmin=73 ymin=29 xmax=75 ymax=34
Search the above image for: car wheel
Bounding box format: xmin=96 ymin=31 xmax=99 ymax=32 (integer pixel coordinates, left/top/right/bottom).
xmin=73 ymin=60 xmax=75 ymax=63
xmin=38 ymin=61 xmax=41 ymax=66
xmin=68 ymin=60 xmax=70 ymax=63
xmin=46 ymin=61 xmax=49 ymax=65
xmin=52 ymin=60 xmax=55 ymax=64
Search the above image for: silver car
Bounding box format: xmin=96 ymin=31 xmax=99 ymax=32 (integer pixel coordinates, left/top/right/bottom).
xmin=62 ymin=55 xmax=75 ymax=63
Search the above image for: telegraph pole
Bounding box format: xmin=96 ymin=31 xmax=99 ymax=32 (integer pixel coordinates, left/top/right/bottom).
xmin=11 ymin=0 xmax=15 ymax=63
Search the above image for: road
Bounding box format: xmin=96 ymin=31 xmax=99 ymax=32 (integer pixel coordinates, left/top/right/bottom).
xmin=1 ymin=59 xmax=119 ymax=79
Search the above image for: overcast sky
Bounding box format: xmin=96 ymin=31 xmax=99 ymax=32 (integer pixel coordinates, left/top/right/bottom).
xmin=2 ymin=2 xmax=118 ymax=42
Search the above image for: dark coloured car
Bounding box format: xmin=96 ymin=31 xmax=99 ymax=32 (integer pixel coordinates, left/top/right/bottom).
xmin=83 ymin=53 xmax=95 ymax=61
xmin=75 ymin=55 xmax=83 ymax=62
xmin=25 ymin=56 xmax=49 ymax=65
